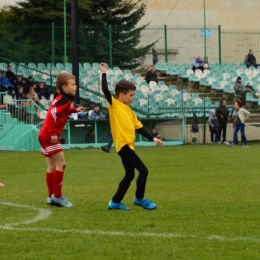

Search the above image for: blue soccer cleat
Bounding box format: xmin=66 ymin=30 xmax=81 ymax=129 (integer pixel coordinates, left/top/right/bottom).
xmin=51 ymin=195 xmax=73 ymax=207
xmin=108 ymin=200 xmax=130 ymax=210
xmin=133 ymin=197 xmax=157 ymax=210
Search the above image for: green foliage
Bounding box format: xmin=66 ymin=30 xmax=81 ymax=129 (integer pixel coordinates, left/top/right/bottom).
xmin=0 ymin=0 xmax=153 ymax=68
xmin=1 ymin=145 xmax=260 ymax=259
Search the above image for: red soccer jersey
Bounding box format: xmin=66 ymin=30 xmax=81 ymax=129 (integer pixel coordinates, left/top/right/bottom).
xmin=39 ymin=92 xmax=77 ymax=138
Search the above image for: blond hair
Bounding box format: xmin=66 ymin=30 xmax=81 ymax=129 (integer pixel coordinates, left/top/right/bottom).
xmin=56 ymin=73 xmax=76 ymax=91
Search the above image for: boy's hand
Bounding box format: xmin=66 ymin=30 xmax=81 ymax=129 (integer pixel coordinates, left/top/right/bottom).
xmin=153 ymin=137 xmax=163 ymax=145
xmin=100 ymin=63 xmax=107 ymax=73
xmin=76 ymin=107 xmax=86 ymax=112
xmin=50 ymin=135 xmax=58 ymax=144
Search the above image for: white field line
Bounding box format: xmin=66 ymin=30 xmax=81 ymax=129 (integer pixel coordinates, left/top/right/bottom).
xmin=1 ymin=202 xmax=260 ymax=243
xmin=0 ymin=202 xmax=52 ymax=227
xmin=0 ymin=226 xmax=260 ymax=243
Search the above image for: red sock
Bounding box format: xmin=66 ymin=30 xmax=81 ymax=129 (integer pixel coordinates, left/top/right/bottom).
xmin=46 ymin=172 xmax=53 ymax=198
xmin=53 ymin=170 xmax=64 ymax=198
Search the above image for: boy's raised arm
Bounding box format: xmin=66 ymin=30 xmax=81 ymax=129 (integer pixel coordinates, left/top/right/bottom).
xmin=100 ymin=63 xmax=112 ymax=105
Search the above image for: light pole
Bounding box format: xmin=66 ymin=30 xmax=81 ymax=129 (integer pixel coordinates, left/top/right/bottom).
xmin=64 ymin=0 xmax=68 ymax=64
xmin=203 ymin=0 xmax=208 ymax=61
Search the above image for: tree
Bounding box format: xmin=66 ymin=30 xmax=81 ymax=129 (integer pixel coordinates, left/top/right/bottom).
xmin=0 ymin=0 xmax=153 ymax=69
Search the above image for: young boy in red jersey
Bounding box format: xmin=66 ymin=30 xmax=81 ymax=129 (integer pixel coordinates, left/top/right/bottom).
xmin=100 ymin=63 xmax=163 ymax=210
xmin=38 ymin=73 xmax=85 ymax=207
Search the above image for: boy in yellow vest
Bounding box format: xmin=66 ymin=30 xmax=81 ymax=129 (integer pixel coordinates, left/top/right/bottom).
xmin=100 ymin=63 xmax=163 ymax=210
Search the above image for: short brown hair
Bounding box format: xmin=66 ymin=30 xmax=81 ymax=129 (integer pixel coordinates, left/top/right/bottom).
xmin=115 ymin=79 xmax=136 ymax=97
xmin=56 ymin=73 xmax=76 ymax=92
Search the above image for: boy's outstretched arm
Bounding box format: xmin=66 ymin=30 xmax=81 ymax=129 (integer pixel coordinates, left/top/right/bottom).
xmin=136 ymin=127 xmax=163 ymax=145
xmin=100 ymin=63 xmax=112 ymax=105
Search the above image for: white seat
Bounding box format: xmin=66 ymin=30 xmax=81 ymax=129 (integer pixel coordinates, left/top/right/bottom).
xmin=223 ymin=73 xmax=231 ymax=80
xmin=139 ymin=99 xmax=148 ymax=106
xmin=220 ymin=81 xmax=228 ymax=89
xmin=3 ymin=95 xmax=16 ymax=105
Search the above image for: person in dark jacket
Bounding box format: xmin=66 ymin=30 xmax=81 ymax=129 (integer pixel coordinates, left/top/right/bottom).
xmin=36 ymin=82 xmax=50 ymax=100
xmin=85 ymin=129 xmax=95 ymax=143
xmin=6 ymin=66 xmax=16 ymax=86
xmin=244 ymin=49 xmax=260 ymax=68
xmin=233 ymin=77 xmax=260 ymax=102
xmin=145 ymin=65 xmax=158 ymax=84
xmin=216 ymin=99 xmax=229 ymax=145
xmin=208 ymin=109 xmax=219 ymax=143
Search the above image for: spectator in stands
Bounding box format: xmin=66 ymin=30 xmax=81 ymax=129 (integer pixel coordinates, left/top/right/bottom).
xmin=6 ymin=65 xmax=16 ymax=86
xmin=192 ymin=56 xmax=208 ymax=72
xmin=208 ymin=109 xmax=219 ymax=143
xmin=84 ymin=129 xmax=95 ymax=143
xmin=233 ymin=77 xmax=260 ymax=102
xmin=15 ymin=86 xmax=26 ymax=100
xmin=229 ymin=100 xmax=250 ymax=148
xmin=36 ymin=82 xmax=50 ymax=100
xmin=216 ymin=99 xmax=229 ymax=145
xmin=25 ymin=76 xmax=35 ymax=94
xmin=15 ymin=76 xmax=25 ymax=92
xmin=27 ymin=86 xmax=40 ymax=104
xmin=244 ymin=49 xmax=260 ymax=68
xmin=90 ymin=105 xmax=105 ymax=119
xmin=0 ymin=71 xmax=14 ymax=94
xmin=151 ymin=128 xmax=161 ymax=139
xmin=145 ymin=65 xmax=158 ymax=84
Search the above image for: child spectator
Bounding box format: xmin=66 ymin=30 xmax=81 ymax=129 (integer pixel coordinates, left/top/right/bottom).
xmin=15 ymin=86 xmax=26 ymax=100
xmin=38 ymin=73 xmax=86 ymax=207
xmin=100 ymin=63 xmax=163 ymax=210
xmin=208 ymin=109 xmax=219 ymax=143
xmin=15 ymin=76 xmax=25 ymax=93
xmin=36 ymin=82 xmax=51 ymax=109
xmin=27 ymin=86 xmax=40 ymax=104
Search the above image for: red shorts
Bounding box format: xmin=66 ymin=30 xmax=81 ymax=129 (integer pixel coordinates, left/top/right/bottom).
xmin=38 ymin=134 xmax=63 ymax=157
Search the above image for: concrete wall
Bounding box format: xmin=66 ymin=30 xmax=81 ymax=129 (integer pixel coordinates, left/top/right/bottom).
xmin=139 ymin=0 xmax=260 ymax=30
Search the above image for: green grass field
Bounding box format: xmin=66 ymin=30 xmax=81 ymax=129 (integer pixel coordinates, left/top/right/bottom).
xmin=1 ymin=144 xmax=260 ymax=260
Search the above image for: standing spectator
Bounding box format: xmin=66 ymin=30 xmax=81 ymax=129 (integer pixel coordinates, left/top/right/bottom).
xmin=0 ymin=71 xmax=14 ymax=94
xmin=85 ymin=129 xmax=95 ymax=143
xmin=229 ymin=100 xmax=250 ymax=148
xmin=24 ymin=76 xmax=35 ymax=94
xmin=216 ymin=99 xmax=229 ymax=145
xmin=192 ymin=56 xmax=207 ymax=72
xmin=244 ymin=49 xmax=260 ymax=68
xmin=90 ymin=105 xmax=105 ymax=119
xmin=6 ymin=65 xmax=16 ymax=86
xmin=233 ymin=77 xmax=260 ymax=102
xmin=208 ymin=109 xmax=219 ymax=143
xmin=145 ymin=65 xmax=158 ymax=84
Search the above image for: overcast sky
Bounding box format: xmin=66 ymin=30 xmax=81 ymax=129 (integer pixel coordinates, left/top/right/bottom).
xmin=0 ymin=0 xmax=23 ymax=8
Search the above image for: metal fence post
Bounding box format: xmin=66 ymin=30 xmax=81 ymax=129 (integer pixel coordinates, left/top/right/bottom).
xmin=164 ymin=25 xmax=168 ymax=63
xmin=218 ymin=25 xmax=222 ymax=65
xmin=52 ymin=22 xmax=55 ymax=65
xmin=109 ymin=24 xmax=113 ymax=68
xmin=203 ymin=90 xmax=206 ymax=144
